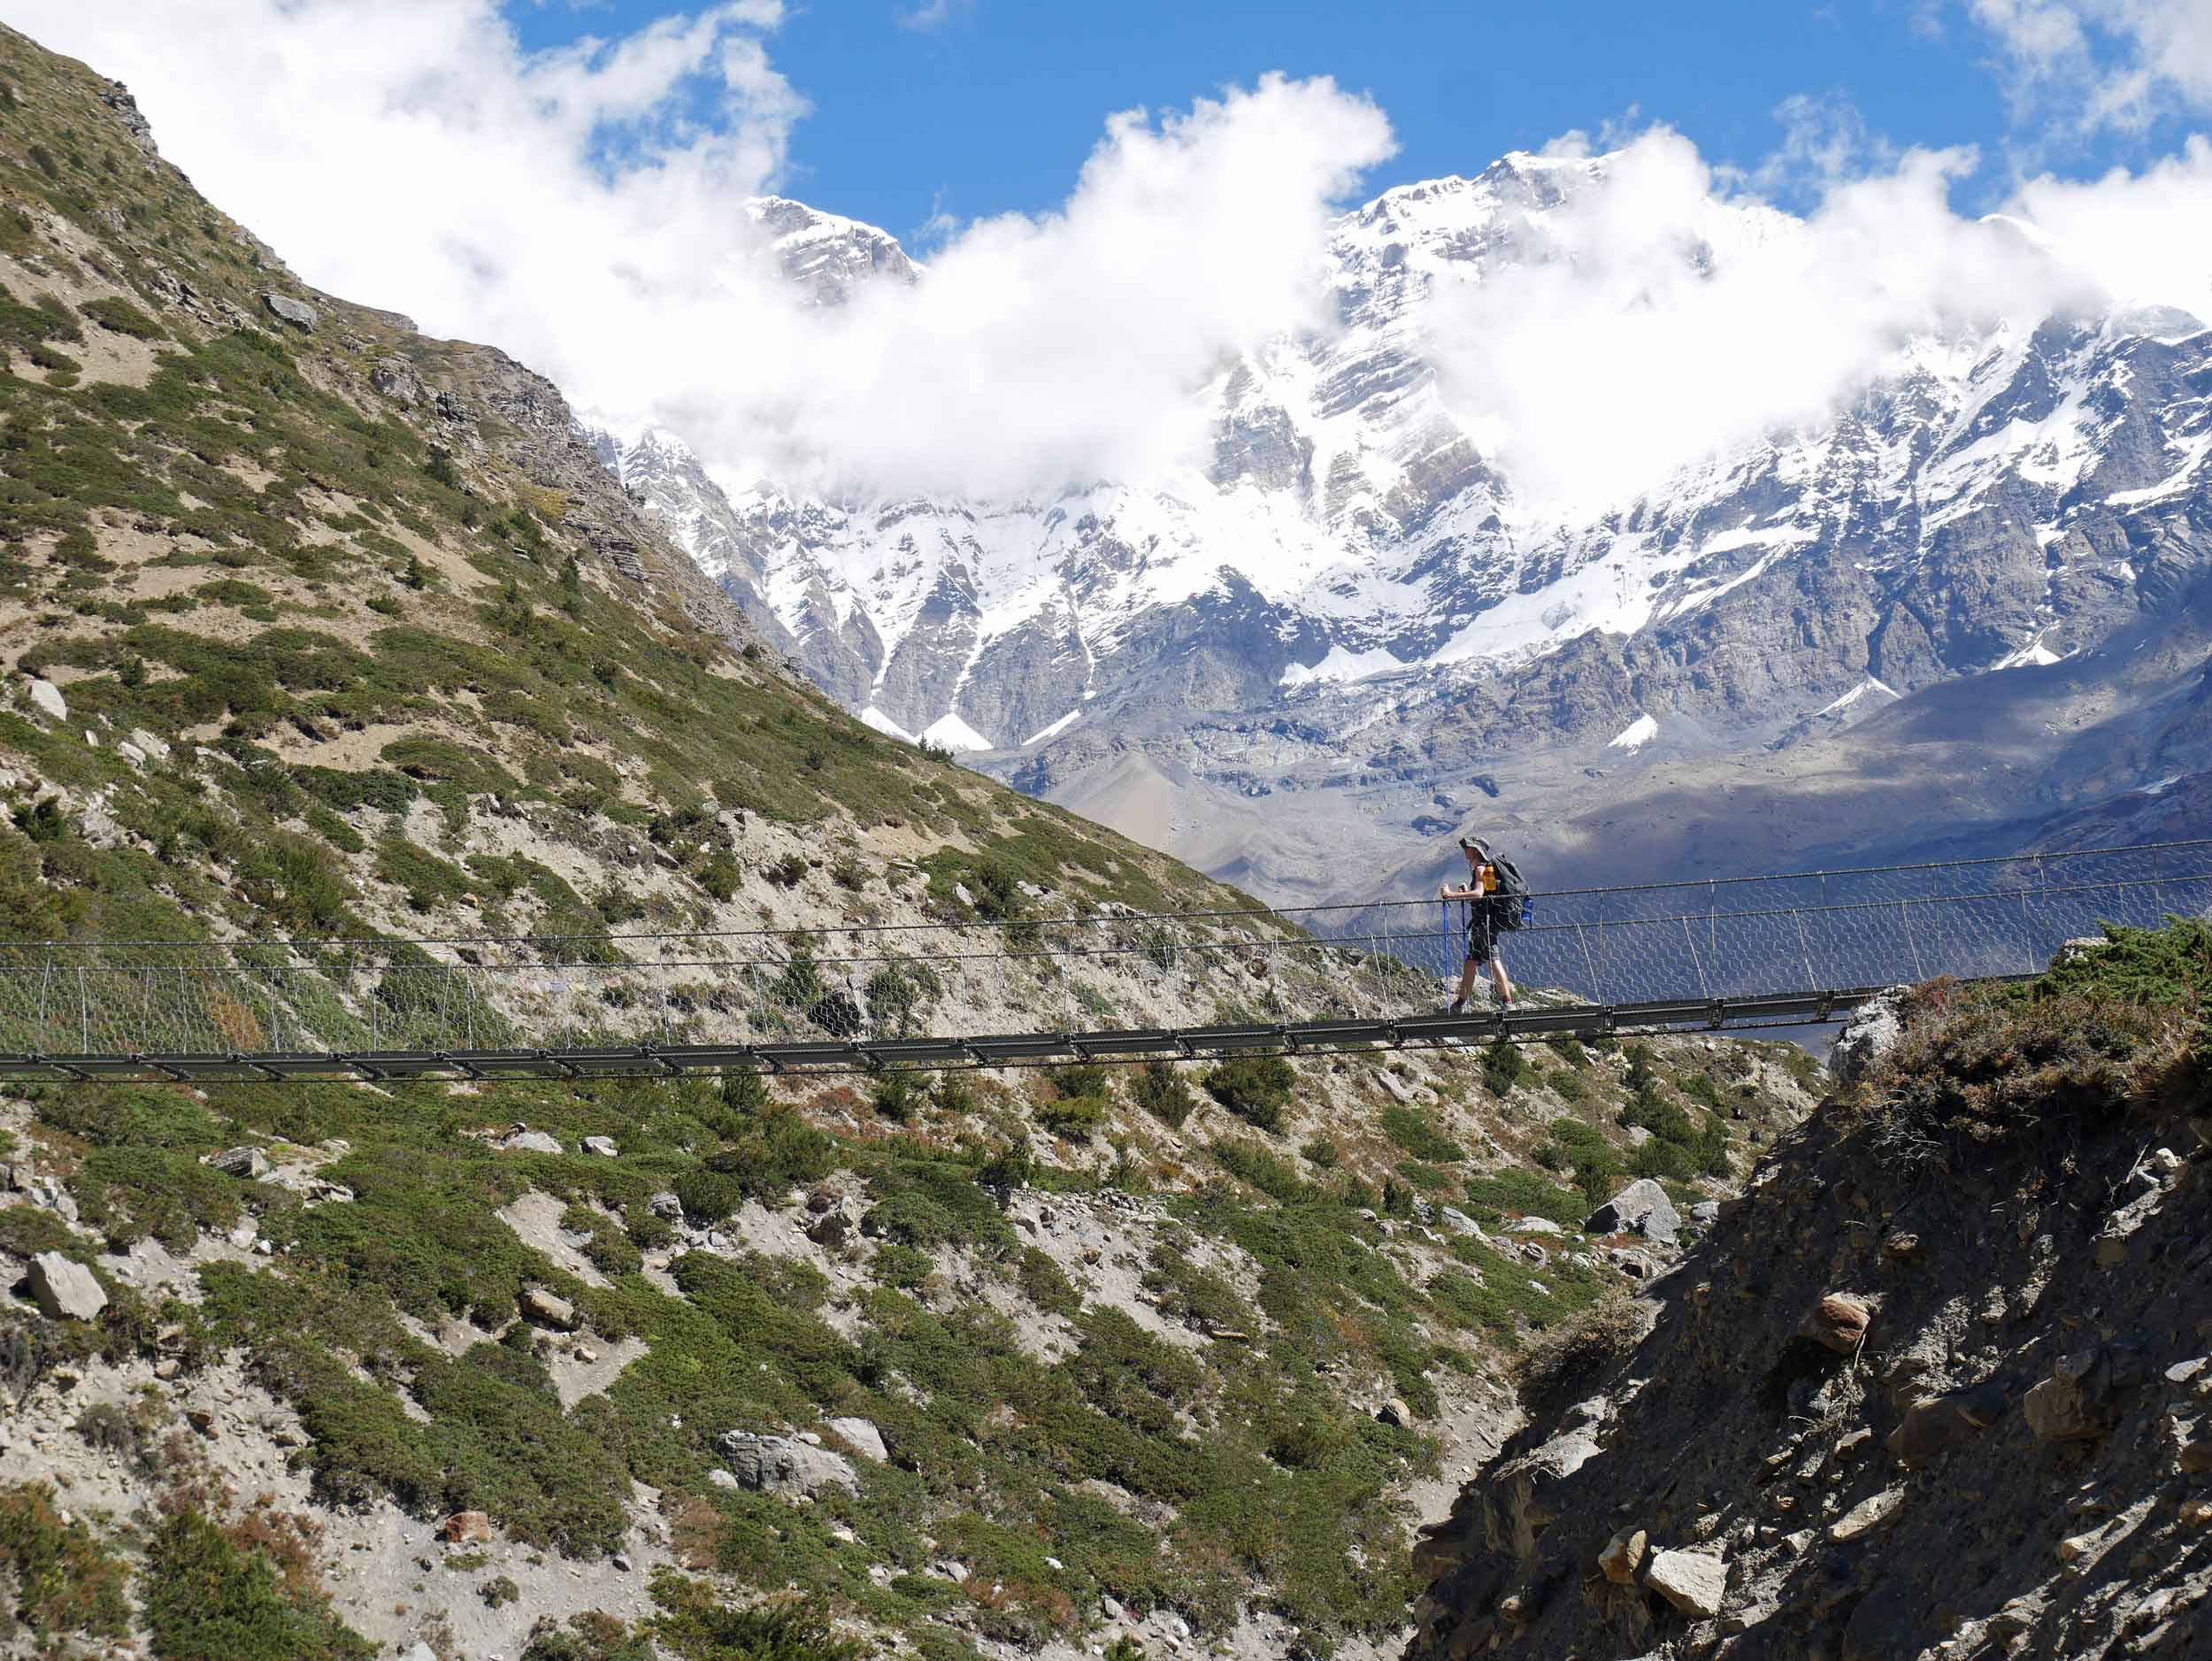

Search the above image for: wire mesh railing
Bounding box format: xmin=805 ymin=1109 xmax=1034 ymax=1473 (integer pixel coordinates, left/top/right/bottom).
xmin=0 ymin=839 xmax=2205 ymax=1077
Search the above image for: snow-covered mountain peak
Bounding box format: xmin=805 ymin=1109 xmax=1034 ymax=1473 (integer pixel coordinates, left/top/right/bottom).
xmin=743 ymin=195 xmax=919 ymax=304
xmin=595 ymin=161 xmax=2212 ymax=854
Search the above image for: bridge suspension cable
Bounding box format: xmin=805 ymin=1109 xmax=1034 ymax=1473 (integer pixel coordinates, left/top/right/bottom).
xmin=1 ymin=838 xmax=2205 ymax=1084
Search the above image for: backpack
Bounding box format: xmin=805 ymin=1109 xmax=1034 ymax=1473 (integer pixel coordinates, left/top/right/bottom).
xmin=1490 ymin=856 xmax=1530 ymax=930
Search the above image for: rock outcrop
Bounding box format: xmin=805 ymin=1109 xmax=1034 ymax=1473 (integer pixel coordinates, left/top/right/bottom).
xmin=1409 ymin=1024 xmax=2212 ymax=1659
xmin=715 ymin=1432 xmax=859 ymax=1499
xmin=27 ymin=1251 xmax=106 ymax=1320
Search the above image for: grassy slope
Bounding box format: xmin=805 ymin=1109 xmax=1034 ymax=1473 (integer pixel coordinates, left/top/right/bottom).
xmin=0 ymin=27 xmax=1816 ymax=1661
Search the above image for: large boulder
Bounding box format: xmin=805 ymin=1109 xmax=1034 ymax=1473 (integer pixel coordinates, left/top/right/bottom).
xmin=1584 ymin=1179 xmax=1679 ymax=1243
xmin=1830 ymin=987 xmax=1909 ymax=1087
xmin=208 ymin=1145 xmax=271 ymax=1179
xmin=262 ymin=291 xmax=318 ymax=331
xmin=1599 ymin=1527 xmax=1647 ymax=1585
xmin=519 ymin=1287 xmax=579 ymax=1331
xmin=826 ymin=1416 xmax=888 ymax=1462
xmin=1800 ymin=1293 xmax=1874 ymax=1354
xmin=2024 ymin=1342 xmax=2141 ymax=1442
xmin=370 ymin=358 xmax=424 ymax=405
xmin=717 ymin=1432 xmax=858 ymax=1498
xmin=441 ymin=1511 xmax=494 ymax=1544
xmin=27 ymin=1252 xmax=106 ymax=1321
xmin=1644 ymin=1548 xmax=1728 ymax=1617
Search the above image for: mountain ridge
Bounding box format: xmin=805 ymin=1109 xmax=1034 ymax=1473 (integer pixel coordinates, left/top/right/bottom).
xmin=603 ymin=170 xmax=2212 ymax=903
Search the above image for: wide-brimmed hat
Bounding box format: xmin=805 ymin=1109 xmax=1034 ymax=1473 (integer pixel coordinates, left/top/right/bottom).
xmin=1457 ymin=835 xmax=1491 ymax=857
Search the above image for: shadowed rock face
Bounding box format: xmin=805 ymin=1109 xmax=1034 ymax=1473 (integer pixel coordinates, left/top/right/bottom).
xmin=1404 ymin=1057 xmax=2212 ymax=1661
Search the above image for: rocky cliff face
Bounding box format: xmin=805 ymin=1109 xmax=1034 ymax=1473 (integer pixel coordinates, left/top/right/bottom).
xmin=611 ymin=165 xmax=2212 ymax=903
xmin=1406 ymin=938 xmax=2212 ymax=1661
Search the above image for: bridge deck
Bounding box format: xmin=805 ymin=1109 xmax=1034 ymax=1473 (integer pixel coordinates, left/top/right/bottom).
xmin=0 ymin=985 xmax=1889 ymax=1084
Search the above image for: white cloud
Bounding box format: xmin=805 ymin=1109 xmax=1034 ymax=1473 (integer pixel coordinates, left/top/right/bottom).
xmin=10 ymin=2 xmax=2210 ymax=527
xmin=1971 ymin=0 xmax=2212 ymax=128
xmin=897 ymin=0 xmax=974 ymax=32
xmin=13 ymin=3 xmax=1391 ymax=501
xmin=1417 ymin=123 xmax=2200 ymax=511
xmin=693 ymin=74 xmax=1395 ymax=497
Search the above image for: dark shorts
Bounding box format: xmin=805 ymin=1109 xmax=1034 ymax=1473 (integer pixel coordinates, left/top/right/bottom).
xmin=1464 ymin=907 xmax=1500 ymax=965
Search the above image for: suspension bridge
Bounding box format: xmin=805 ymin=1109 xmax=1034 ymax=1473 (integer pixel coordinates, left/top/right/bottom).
xmin=2 ymin=839 xmax=2206 ymax=1085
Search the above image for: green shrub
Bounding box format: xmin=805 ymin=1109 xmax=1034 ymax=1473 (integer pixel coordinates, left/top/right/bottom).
xmin=1462 ymin=1167 xmax=1585 ymax=1228
xmin=1201 ymin=1054 xmax=1294 ymax=1133
xmin=1037 ymin=1091 xmax=1107 ymax=1140
xmin=718 ymin=1070 xmax=770 ymax=1117
xmin=864 ymin=1158 xmax=1016 ymax=1253
xmin=563 ymin=1204 xmax=644 ymax=1277
xmin=675 ymin=1167 xmax=741 ymax=1224
xmin=145 ymin=1507 xmax=374 ymax=1660
xmin=1132 ymin=1060 xmax=1194 ymax=1129
xmin=1379 ymin=1104 xmax=1463 ymax=1163
xmin=651 ymin=1573 xmax=866 ymax=1661
xmin=1211 ymin=1138 xmax=1306 ymax=1203
xmin=701 ymin=1110 xmax=836 ymax=1203
xmin=0 ymin=1482 xmax=131 ymax=1642
xmin=81 ymin=296 xmax=166 ymax=340
xmin=523 ymin=1611 xmax=657 ymax=1661
xmin=1481 ymin=1040 xmax=1530 ymax=1097
xmin=872 ymin=1241 xmax=933 ymax=1288
xmin=1540 ymin=1117 xmax=1625 ymax=1203
xmin=1016 ymin=1245 xmax=1081 ymax=1314
xmin=1046 ymin=1062 xmax=1110 ymax=1100
xmin=1853 ymin=937 xmax=2197 ymax=1163
xmin=872 ymin=1071 xmax=924 ymax=1122
xmin=697 ymin=853 xmax=740 ymax=902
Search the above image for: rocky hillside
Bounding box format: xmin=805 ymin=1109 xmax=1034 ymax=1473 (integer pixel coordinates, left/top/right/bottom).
xmin=0 ymin=20 xmax=1244 ymax=982
xmin=1408 ymin=922 xmax=2212 ymax=1661
xmin=612 ymin=166 xmax=2212 ymax=903
xmin=0 ymin=26 xmax=1816 ymax=1661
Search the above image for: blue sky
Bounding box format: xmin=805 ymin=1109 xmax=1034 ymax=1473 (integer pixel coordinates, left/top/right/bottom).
xmin=509 ymin=0 xmax=2196 ymax=238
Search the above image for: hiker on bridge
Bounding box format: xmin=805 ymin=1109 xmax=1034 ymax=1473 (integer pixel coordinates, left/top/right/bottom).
xmin=1441 ymin=834 xmax=1519 ymax=1015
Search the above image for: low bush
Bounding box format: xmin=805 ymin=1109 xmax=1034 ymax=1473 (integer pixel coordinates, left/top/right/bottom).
xmin=1133 ymin=1059 xmax=1194 ymax=1129
xmin=1514 ymin=1294 xmax=1648 ymax=1408
xmin=145 ymin=1506 xmax=374 ymax=1659
xmin=521 ymin=1611 xmax=657 ymax=1661
xmin=0 ymin=1482 xmax=132 ymax=1642
xmin=1481 ymin=1040 xmax=1531 ymax=1097
xmin=1858 ymin=954 xmax=2185 ymax=1163
xmin=864 ymin=1157 xmax=1017 ymax=1253
xmin=651 ymin=1573 xmax=866 ymax=1661
xmin=1210 ymin=1138 xmax=1307 ymax=1203
xmin=1037 ymin=1091 xmax=1107 ymax=1140
xmin=563 ymin=1204 xmax=644 ymax=1278
xmin=1462 ymin=1167 xmax=1586 ymax=1229
xmin=81 ymin=296 xmax=166 ymax=340
xmin=1202 ymin=1054 xmax=1294 ymax=1133
xmin=1379 ymin=1104 xmax=1463 ymax=1163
